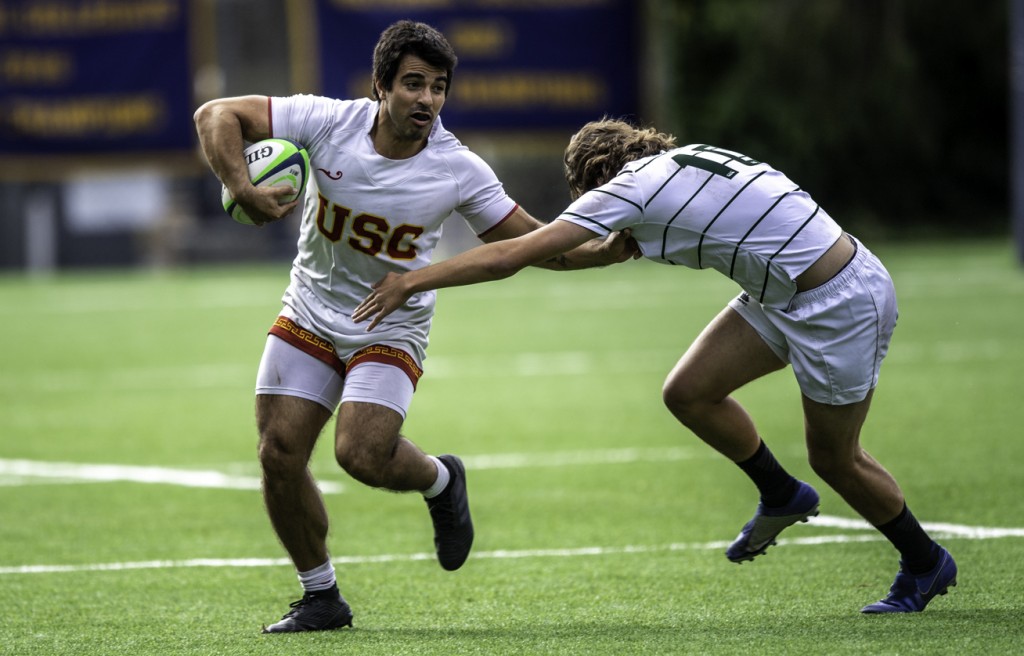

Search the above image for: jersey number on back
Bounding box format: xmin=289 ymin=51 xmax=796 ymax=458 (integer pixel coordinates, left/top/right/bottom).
xmin=672 ymin=145 xmax=760 ymax=180
xmin=315 ymin=194 xmax=424 ymax=260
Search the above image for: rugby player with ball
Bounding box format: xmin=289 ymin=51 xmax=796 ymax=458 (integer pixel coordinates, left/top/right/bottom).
xmin=194 ymin=21 xmax=635 ymax=633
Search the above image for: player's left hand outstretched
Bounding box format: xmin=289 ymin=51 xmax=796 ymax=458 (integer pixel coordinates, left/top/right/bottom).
xmin=352 ymin=272 xmax=410 ymax=331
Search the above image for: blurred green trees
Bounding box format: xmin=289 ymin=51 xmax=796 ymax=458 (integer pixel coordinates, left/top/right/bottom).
xmin=654 ymin=0 xmax=1007 ymax=234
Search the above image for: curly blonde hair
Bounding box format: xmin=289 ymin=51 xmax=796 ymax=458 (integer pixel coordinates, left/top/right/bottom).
xmin=564 ymin=118 xmax=677 ymax=200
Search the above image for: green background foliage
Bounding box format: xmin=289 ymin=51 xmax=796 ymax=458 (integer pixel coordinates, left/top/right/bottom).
xmin=654 ymin=0 xmax=1008 ymax=233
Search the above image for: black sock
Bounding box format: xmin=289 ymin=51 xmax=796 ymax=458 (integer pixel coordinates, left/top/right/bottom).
xmin=875 ymin=504 xmax=940 ymax=574
xmin=735 ymin=439 xmax=799 ymax=508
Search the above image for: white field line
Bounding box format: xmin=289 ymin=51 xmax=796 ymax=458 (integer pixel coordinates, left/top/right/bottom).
xmin=3 ymin=450 xmax=1020 ymax=577
xmin=809 ymin=514 xmax=1024 ymax=540
xmin=0 ymin=448 xmax=702 ymax=491
xmin=8 ymin=449 xmax=1022 ymax=543
xmin=2 ymin=514 xmax=1022 ymax=576
xmin=0 ymin=459 xmax=343 ymax=494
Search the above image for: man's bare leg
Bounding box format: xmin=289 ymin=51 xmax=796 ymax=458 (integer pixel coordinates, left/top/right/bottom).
xmin=334 ymin=400 xmax=474 ymax=571
xmin=256 ymin=394 xmax=332 ymax=572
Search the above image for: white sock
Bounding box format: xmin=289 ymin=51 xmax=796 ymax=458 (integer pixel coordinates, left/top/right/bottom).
xmin=297 ymin=560 xmax=336 ymax=594
xmin=422 ymin=456 xmax=450 ymax=499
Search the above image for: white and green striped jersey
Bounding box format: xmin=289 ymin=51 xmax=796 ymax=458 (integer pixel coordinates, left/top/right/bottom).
xmin=557 ymin=144 xmax=843 ymax=309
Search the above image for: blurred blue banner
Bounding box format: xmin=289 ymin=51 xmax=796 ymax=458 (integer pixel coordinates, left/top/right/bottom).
xmin=313 ymin=0 xmax=639 ymax=130
xmin=0 ymin=0 xmax=193 ymax=155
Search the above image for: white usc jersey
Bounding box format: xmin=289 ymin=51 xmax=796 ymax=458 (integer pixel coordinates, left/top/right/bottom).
xmin=270 ymin=95 xmax=517 ymax=323
xmin=557 ymin=144 xmax=844 ymax=309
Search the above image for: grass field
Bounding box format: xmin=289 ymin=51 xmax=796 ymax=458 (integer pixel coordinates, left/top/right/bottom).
xmin=1 ymin=237 xmax=1022 ymax=655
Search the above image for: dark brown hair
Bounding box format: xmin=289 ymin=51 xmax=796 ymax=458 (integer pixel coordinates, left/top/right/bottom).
xmin=564 ymin=118 xmax=677 ymax=200
xmin=371 ymin=21 xmax=457 ymax=100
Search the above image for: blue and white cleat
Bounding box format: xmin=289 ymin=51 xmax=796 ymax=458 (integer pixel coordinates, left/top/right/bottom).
xmin=861 ymin=546 xmax=957 ymax=613
xmin=726 ymin=481 xmax=820 ymax=563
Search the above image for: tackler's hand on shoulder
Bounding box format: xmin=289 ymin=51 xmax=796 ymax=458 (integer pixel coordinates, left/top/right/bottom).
xmin=608 ymin=228 xmax=642 ymax=263
xmin=584 ymin=229 xmax=642 ymax=267
xmin=535 ymin=227 xmax=641 ymax=271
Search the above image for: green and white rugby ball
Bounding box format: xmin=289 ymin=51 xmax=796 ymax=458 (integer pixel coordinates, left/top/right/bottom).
xmin=221 ymin=138 xmax=310 ymax=225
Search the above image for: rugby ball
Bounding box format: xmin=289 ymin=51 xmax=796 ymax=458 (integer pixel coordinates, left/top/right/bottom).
xmin=221 ymin=138 xmax=310 ymax=225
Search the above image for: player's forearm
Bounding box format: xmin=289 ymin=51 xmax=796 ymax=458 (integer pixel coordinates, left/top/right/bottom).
xmin=532 ymin=238 xmax=606 ymax=271
xmin=407 ymin=241 xmax=526 ymax=294
xmin=533 ymin=230 xmax=638 ymax=270
xmin=355 ymin=236 xmax=550 ymax=329
xmin=194 ymin=103 xmax=252 ymax=196
xmin=399 ymin=221 xmax=598 ymax=298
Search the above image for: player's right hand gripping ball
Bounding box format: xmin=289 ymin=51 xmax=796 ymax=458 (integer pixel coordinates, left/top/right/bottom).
xmin=221 ymin=138 xmax=309 ymax=225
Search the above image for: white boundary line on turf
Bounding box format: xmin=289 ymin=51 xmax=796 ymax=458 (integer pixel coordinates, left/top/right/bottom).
xmin=0 ymin=448 xmax=704 ymax=492
xmin=0 ymin=459 xmax=341 ymax=495
xmin=810 ymin=514 xmax=1024 ymax=539
xmin=2 ymin=515 xmax=1022 ymax=576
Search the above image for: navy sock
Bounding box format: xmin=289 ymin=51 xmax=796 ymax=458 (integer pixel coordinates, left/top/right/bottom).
xmin=735 ymin=439 xmax=799 ymax=508
xmin=876 ymin=504 xmax=940 ymax=574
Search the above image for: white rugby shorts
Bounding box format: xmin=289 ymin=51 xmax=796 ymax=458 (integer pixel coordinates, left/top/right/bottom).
xmin=254 ymin=279 xmax=428 ymax=417
xmin=255 ymin=334 xmax=417 ymax=417
xmin=727 ymin=236 xmax=898 ymax=405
